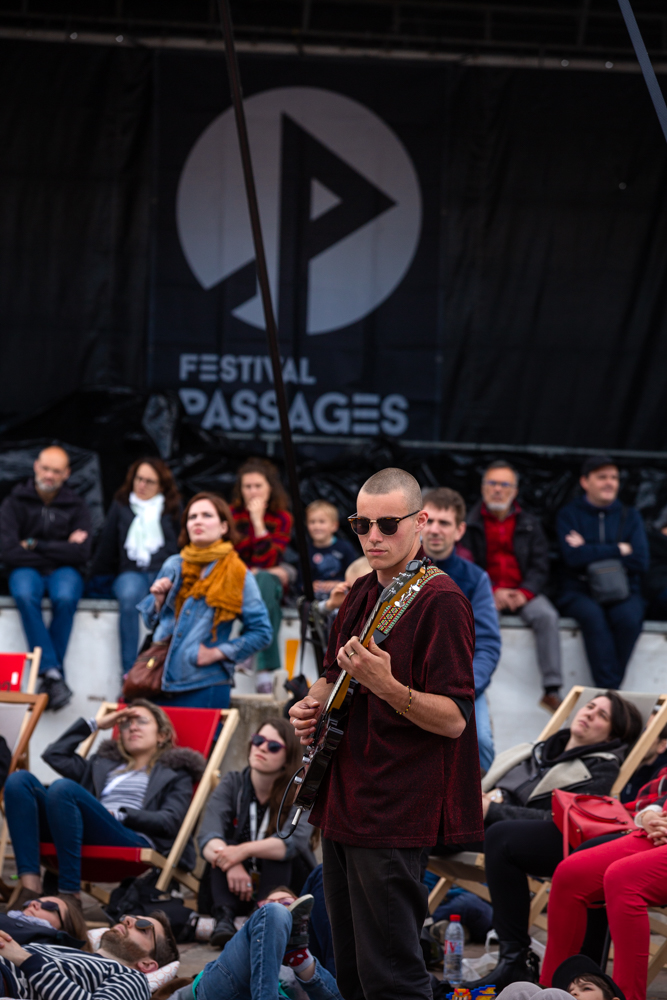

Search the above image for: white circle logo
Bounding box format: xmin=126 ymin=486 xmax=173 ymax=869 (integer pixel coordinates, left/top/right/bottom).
xmin=176 ymin=86 xmax=422 ymax=335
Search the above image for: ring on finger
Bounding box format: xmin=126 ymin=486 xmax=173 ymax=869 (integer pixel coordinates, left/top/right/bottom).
xmin=347 ymin=649 xmax=357 ymax=658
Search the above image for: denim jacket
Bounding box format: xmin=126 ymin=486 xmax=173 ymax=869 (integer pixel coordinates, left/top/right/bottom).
xmin=137 ymin=554 xmax=273 ymax=693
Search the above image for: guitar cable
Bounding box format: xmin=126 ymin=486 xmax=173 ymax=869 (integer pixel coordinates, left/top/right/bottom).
xmin=275 ymin=763 xmax=307 ymax=840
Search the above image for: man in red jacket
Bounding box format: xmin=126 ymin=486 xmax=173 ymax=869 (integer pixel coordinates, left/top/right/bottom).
xmin=290 ymin=467 xmax=482 ymax=1000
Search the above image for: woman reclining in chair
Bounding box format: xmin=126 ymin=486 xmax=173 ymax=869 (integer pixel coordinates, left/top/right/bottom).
xmin=4 ymin=699 xmax=205 ymax=906
xmin=464 ymin=691 xmax=642 ymax=992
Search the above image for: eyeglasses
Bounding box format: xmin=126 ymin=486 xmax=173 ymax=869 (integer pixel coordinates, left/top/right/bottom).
xmin=134 ymin=475 xmax=160 ymax=487
xmin=121 ymin=915 xmax=157 ymax=957
xmin=119 ymin=716 xmax=151 ymax=730
xmin=347 ymin=511 xmax=420 ymax=536
xmin=483 ymin=479 xmax=516 ymax=490
xmin=251 ymin=733 xmax=286 ymax=753
xmin=24 ymin=899 xmax=62 ymax=929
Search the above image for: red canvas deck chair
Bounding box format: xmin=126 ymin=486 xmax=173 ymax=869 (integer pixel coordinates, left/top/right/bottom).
xmin=40 ymin=701 xmax=240 ymax=903
xmin=0 ymin=647 xmax=41 ymax=695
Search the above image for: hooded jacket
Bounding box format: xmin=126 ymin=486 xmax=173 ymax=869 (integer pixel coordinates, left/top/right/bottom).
xmin=0 ymin=479 xmax=92 ymax=572
xmin=463 ymin=500 xmax=551 ymax=597
xmin=42 ymin=718 xmax=206 ymax=869
xmin=482 ymin=728 xmax=626 ymax=825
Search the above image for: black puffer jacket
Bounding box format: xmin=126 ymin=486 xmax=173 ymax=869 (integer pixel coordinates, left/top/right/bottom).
xmin=91 ymin=499 xmax=180 ymax=577
xmin=42 ymin=718 xmax=206 ymax=869
xmin=463 ymin=500 xmax=551 ymax=597
xmin=0 ymin=479 xmax=92 ymax=572
xmin=483 ymin=728 xmax=626 ymax=825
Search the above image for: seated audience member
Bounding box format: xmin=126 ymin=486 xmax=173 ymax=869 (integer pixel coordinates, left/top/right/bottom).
xmin=644 ymin=505 xmax=667 ymax=618
xmin=91 ymin=458 xmax=181 ymax=676
xmin=0 ymin=895 xmax=88 ymax=949
xmin=165 ymin=888 xmax=342 ymax=1000
xmin=556 ymin=455 xmax=649 ymax=690
xmin=540 ymin=794 xmax=667 ymax=1000
xmin=139 ymin=492 xmax=272 ymax=708
xmin=198 ymin=717 xmax=314 ymax=949
xmin=466 ymin=692 xmax=642 ymax=991
xmin=463 ymin=460 xmax=563 ymax=712
xmin=0 ymin=910 xmax=178 ymax=999
xmin=305 ymin=500 xmax=357 ymax=598
xmin=0 ymin=446 xmax=92 ymax=711
xmin=230 ymin=458 xmax=294 ymax=690
xmin=552 ymin=955 xmax=625 ymax=1000
xmin=620 ymin=718 xmax=667 ymax=804
xmin=422 ymin=487 xmax=501 ymax=770
xmin=4 ymin=701 xmax=205 ymax=904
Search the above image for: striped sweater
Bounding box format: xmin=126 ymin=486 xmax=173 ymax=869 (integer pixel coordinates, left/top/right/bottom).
xmin=1 ymin=943 xmax=151 ymax=1000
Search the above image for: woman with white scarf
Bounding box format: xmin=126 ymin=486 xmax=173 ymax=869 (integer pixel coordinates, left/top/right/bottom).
xmin=91 ymin=458 xmax=181 ymax=678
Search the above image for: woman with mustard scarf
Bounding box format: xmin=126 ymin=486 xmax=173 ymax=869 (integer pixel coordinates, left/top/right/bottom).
xmin=138 ymin=492 xmax=273 ymax=708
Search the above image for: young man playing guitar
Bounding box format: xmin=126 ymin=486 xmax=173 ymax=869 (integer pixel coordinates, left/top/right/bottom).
xmin=290 ymin=468 xmax=483 ymax=1000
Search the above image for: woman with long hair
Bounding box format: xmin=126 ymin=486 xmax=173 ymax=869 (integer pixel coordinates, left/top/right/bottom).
xmin=0 ymin=894 xmax=90 ymax=950
xmin=4 ymin=700 xmax=205 ymax=904
xmin=230 ymin=458 xmax=293 ymax=688
xmin=139 ymin=492 xmax=273 ymax=708
xmin=91 ymin=457 xmax=182 ymax=675
xmin=198 ymin=716 xmax=316 ymax=948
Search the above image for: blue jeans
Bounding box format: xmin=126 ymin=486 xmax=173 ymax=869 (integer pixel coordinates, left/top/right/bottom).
xmin=196 ymin=903 xmax=342 ymax=1000
xmin=557 ymin=590 xmax=645 ymax=689
xmin=153 ymin=685 xmax=231 ymax=709
xmin=4 ymin=771 xmax=151 ymax=893
xmin=9 ymin=567 xmax=84 ymax=675
xmin=112 ymin=571 xmax=156 ymax=675
xmin=475 ymin=693 xmax=495 ymax=772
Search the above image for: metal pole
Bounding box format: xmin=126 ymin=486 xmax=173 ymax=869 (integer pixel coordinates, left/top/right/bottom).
xmin=617 ymin=0 xmax=667 ymax=145
xmin=216 ymin=0 xmax=324 ymax=670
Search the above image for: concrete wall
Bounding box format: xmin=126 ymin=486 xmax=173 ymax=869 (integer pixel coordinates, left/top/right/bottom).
xmin=1 ymin=597 xmax=665 ymax=782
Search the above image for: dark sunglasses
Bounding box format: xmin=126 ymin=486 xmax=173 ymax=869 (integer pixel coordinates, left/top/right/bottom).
xmin=347 ymin=510 xmax=420 ymax=536
xmin=251 ymin=733 xmax=286 ymax=753
xmin=23 ymin=898 xmax=62 ymax=928
xmin=121 ymin=915 xmax=156 ymax=956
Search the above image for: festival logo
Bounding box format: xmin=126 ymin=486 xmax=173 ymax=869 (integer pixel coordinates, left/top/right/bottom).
xmin=176 ymin=86 xmax=422 ymax=336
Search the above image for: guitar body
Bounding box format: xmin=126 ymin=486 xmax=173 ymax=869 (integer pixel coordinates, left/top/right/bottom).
xmin=291 ymin=557 xmax=434 ymax=817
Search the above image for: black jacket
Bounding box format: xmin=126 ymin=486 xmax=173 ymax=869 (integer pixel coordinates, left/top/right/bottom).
xmin=42 ymin=718 xmax=206 ymax=869
xmin=485 ymin=728 xmax=626 ymax=825
xmin=463 ymin=500 xmax=551 ymax=596
xmin=91 ymin=500 xmax=181 ymax=577
xmin=645 ymin=524 xmax=667 ymax=598
xmin=0 ymin=914 xmax=84 ymax=950
xmin=0 ymin=480 xmax=92 ymax=573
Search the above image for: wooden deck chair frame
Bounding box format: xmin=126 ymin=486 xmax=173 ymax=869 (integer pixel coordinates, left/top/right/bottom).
xmin=426 ymin=686 xmax=667 ymax=925
xmin=62 ymin=701 xmax=241 ymax=902
xmin=0 ymin=691 xmax=48 ymax=895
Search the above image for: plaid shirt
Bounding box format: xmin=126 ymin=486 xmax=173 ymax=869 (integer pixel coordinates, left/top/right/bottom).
xmin=231 ymin=506 xmax=293 ymax=570
xmin=627 ymin=765 xmax=667 ymax=813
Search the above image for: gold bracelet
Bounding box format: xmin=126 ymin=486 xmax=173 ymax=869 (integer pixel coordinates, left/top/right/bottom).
xmin=396 ymin=686 xmax=412 ymax=715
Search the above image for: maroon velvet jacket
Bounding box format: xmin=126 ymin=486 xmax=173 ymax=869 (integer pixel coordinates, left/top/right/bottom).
xmin=309 ymin=565 xmax=484 ymax=848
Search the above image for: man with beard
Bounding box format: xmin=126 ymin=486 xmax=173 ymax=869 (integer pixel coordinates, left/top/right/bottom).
xmin=0 ymin=911 xmax=178 ymax=999
xmin=0 ymin=445 xmax=92 ymax=710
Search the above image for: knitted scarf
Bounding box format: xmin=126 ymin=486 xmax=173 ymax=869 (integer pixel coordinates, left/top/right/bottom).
xmin=175 ymin=540 xmax=246 ymax=629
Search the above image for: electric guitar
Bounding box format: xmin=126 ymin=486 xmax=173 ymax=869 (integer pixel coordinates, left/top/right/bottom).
xmin=280 ymin=556 xmax=436 ymax=836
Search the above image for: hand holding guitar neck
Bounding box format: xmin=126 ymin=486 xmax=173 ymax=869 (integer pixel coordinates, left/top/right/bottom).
xmin=339 ymin=634 xmax=398 ymax=702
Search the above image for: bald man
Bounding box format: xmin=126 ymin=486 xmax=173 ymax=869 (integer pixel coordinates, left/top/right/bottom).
xmin=0 ymin=447 xmax=92 ymax=710
xmin=290 ymin=468 xmax=482 ymax=1000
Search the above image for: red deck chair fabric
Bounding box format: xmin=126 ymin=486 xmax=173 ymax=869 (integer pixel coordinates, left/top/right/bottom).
xmin=0 ymin=655 xmax=29 ymax=692
xmin=40 ymin=705 xmax=222 ymax=885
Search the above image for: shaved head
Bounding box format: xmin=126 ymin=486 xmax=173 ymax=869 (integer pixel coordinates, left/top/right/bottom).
xmin=359 ymin=468 xmax=422 ymax=513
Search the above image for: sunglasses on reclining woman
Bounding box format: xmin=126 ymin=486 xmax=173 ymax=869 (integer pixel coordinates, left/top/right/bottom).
xmin=251 ymin=733 xmax=286 ymax=753
xmin=23 ymin=899 xmax=63 ymax=929
xmin=347 ymin=511 xmax=420 ymax=536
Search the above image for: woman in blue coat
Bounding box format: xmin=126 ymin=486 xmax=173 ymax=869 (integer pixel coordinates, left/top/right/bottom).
xmin=139 ymin=492 xmax=273 ymax=709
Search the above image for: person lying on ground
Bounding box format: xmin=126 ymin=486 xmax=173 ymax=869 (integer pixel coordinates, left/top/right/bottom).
xmin=0 ymin=895 xmax=88 ymax=949
xmin=0 ymin=910 xmax=178 ymax=1000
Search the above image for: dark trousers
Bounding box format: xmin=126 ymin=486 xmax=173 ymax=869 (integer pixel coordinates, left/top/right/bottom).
xmin=484 ymin=819 xmax=564 ymax=948
xmin=209 ymin=858 xmax=293 ymax=918
xmin=557 ymin=590 xmax=644 ymax=689
xmin=322 ymin=838 xmax=432 ymax=1000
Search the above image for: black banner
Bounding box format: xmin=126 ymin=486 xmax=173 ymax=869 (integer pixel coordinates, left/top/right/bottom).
xmin=2 ymin=40 xmax=667 ymax=451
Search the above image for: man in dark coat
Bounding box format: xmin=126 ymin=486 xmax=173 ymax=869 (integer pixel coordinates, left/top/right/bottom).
xmin=0 ymin=446 xmax=92 ymax=710
xmin=290 ymin=468 xmax=482 ymax=1000
xmin=463 ymin=460 xmax=563 ymax=713
xmin=556 ymin=455 xmax=649 ymax=690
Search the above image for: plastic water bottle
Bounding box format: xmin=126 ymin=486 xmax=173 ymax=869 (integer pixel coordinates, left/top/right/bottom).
xmin=444 ymin=914 xmax=464 ymax=986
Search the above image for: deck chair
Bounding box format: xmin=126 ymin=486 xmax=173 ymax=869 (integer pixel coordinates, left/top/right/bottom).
xmin=40 ymin=701 xmax=240 ymax=904
xmin=0 ymin=691 xmax=49 ymax=893
xmin=426 ymin=686 xmax=667 ymax=927
xmin=0 ymin=648 xmax=41 ymax=695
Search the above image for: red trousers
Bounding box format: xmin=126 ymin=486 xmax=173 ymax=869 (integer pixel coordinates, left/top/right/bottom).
xmin=541 ymin=831 xmax=667 ymax=1000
